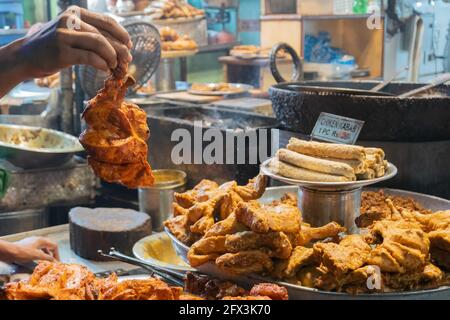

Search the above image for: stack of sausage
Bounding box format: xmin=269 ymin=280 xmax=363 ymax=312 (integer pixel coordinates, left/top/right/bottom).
xmin=269 ymin=138 xmax=388 ymax=182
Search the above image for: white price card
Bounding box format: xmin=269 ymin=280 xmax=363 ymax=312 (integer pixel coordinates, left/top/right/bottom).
xmin=311 ymin=112 xmax=364 ymax=145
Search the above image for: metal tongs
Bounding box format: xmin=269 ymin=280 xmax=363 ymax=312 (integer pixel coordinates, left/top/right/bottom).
xmin=98 ymin=248 xmax=185 ymax=287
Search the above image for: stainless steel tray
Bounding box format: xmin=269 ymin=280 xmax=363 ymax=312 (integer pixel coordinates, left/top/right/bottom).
xmin=0 ymin=124 xmax=83 ymax=169
xmin=164 ymin=186 xmax=450 ymax=300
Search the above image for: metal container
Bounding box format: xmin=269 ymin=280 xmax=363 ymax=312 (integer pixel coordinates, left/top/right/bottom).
xmin=0 ymin=124 xmax=84 ymax=169
xmin=0 ymin=157 xmax=97 ymax=213
xmin=139 ymin=169 xmax=187 ymax=231
xmin=0 ymin=208 xmax=50 ymax=236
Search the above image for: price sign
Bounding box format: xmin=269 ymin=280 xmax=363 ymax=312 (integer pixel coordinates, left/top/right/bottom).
xmin=311 ymin=112 xmax=364 ymax=145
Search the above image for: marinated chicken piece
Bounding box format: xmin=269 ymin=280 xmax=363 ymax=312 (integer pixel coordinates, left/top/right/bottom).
xmin=272 ymin=246 xmax=315 ymax=278
xmin=296 ymin=222 xmax=346 ymax=246
xmin=188 ymin=236 xmax=227 ymax=267
xmin=367 ymin=220 xmax=430 ymax=273
xmin=99 ymin=274 xmax=182 ymax=300
xmin=313 ymin=235 xmax=372 ymax=276
xmin=218 ymin=175 xmax=267 ymax=220
xmin=5 ymin=261 xmax=99 ymax=300
xmin=165 ymin=175 xmax=267 ymax=243
xmin=174 ymin=180 xmax=219 ymax=208
xmin=234 ymin=174 xmax=268 ymax=201
xmin=249 ymin=283 xmax=288 ymax=300
xmin=225 ymin=231 xmax=292 ymax=259
xmin=163 ymin=214 xmax=200 ymax=246
xmin=215 ymin=250 xmax=274 ymax=274
xmin=235 ymin=201 xmax=301 ymax=234
xmin=79 ymin=65 xmax=154 ymax=188
xmin=279 ymin=193 xmax=298 ymax=207
xmin=203 ymin=213 xmax=246 ymax=238
xmin=383 ymin=263 xmax=444 ymax=291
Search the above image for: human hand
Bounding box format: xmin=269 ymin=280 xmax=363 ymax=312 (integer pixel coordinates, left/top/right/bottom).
xmin=11 ymin=236 xmax=60 ymax=263
xmin=16 ymin=6 xmax=132 ymax=79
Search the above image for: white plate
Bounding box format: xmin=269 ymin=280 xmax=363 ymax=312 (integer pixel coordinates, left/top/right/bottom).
xmin=133 ymin=232 xmax=195 ymax=273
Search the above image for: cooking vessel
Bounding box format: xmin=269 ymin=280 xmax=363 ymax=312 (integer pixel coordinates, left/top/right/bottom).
xmin=268 ymin=43 xmax=450 ymax=141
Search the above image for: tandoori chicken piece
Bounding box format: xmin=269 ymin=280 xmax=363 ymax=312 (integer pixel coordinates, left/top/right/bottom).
xmin=215 ymin=250 xmax=274 ymax=274
xmin=165 ymin=175 xmax=267 ymax=242
xmin=187 ymin=236 xmax=228 ymax=266
xmin=98 ymin=273 xmax=182 ymax=300
xmin=235 ymin=201 xmax=301 ymax=234
xmin=272 ymin=246 xmax=316 ymax=279
xmin=203 ymin=213 xmax=247 ymax=238
xmin=313 ymin=234 xmax=372 ymax=276
xmin=224 ymin=231 xmax=293 ymax=259
xmin=79 ymin=64 xmax=154 ymax=188
xmin=295 ymin=222 xmax=346 ymax=246
xmin=367 ymin=220 xmax=430 ymax=273
xmin=5 ymin=261 xmax=99 ymax=300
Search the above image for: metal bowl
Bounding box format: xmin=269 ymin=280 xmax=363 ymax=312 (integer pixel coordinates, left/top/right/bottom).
xmin=0 ymin=124 xmax=83 ymax=169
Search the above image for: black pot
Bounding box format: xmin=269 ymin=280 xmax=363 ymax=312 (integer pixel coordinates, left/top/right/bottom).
xmin=268 ymin=43 xmax=450 ymax=142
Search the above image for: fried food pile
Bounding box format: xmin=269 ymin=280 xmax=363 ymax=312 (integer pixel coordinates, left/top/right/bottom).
xmin=4 ymin=261 xmax=288 ymax=300
xmin=164 ymin=175 xmax=268 ymax=245
xmin=160 ymin=27 xmax=198 ymax=51
xmin=165 ymin=175 xmax=450 ymax=294
xmin=79 ymin=65 xmax=154 ymax=188
xmin=145 ymin=0 xmax=204 ymax=20
xmin=269 ymin=138 xmax=389 ymax=182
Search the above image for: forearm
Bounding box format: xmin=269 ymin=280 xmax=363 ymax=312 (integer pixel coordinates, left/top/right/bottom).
xmin=0 ymin=38 xmax=28 ymax=99
xmin=0 ymin=240 xmax=19 ymax=263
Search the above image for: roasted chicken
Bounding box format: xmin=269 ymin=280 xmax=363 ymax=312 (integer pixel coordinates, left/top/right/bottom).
xmin=79 ymin=65 xmax=154 ymax=188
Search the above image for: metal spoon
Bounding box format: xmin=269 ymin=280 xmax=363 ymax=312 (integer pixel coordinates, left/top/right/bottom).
xmin=398 ymin=73 xmax=450 ymax=98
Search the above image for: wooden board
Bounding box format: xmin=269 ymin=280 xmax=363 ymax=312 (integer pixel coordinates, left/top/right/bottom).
xmin=69 ymin=207 xmax=152 ymax=261
xmin=155 ymin=91 xmax=223 ymax=103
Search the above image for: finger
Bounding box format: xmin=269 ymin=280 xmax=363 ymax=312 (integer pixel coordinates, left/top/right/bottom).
xmin=36 ymin=238 xmax=60 ymax=260
xmin=58 ymin=29 xmax=117 ymax=69
xmin=32 ymin=249 xmax=56 ymax=262
xmin=100 ymin=31 xmax=132 ymax=64
xmin=61 ymin=46 xmax=109 ymax=72
xmin=76 ymin=19 xmax=132 ymax=64
xmin=76 ymin=6 xmax=131 ymax=48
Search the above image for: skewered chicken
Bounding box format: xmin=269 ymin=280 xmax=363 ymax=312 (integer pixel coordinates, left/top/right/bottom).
xmin=79 ymin=65 xmax=154 ymax=188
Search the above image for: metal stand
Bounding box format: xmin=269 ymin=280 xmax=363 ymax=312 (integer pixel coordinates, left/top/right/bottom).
xmin=298 ymin=186 xmax=361 ymax=233
xmin=260 ymin=158 xmax=398 ymax=233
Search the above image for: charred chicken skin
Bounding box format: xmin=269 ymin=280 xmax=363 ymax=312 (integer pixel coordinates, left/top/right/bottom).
xmin=79 ymin=65 xmax=154 ymax=188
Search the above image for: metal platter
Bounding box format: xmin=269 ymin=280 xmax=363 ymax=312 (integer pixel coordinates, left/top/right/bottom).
xmin=163 ymin=186 xmax=450 ymax=300
xmin=0 ymin=124 xmax=83 ymax=169
xmin=260 ymin=158 xmax=398 ymax=191
xmin=188 ymin=83 xmax=253 ymax=96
